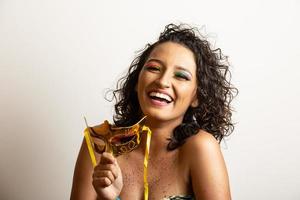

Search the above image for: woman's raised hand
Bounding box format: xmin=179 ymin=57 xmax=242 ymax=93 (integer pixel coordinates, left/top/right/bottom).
xmin=92 ymin=152 xmax=123 ymax=200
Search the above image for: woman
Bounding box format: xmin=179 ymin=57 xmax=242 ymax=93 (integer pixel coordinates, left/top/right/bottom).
xmin=71 ymin=23 xmax=237 ymax=200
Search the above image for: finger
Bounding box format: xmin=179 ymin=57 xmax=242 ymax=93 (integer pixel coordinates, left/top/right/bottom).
xmin=94 ymin=163 xmax=118 ymax=179
xmin=99 ymin=152 xmax=115 ymax=165
xmin=93 ymin=177 xmax=112 ymax=187
xmin=93 ymin=170 xmax=115 ymax=183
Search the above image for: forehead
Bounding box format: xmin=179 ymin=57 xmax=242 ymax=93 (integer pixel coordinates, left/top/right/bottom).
xmin=147 ymin=42 xmax=196 ymax=71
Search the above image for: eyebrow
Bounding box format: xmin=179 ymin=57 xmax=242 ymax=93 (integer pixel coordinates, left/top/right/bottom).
xmin=146 ymin=58 xmax=193 ymax=77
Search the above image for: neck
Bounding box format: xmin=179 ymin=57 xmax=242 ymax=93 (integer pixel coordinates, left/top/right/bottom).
xmin=139 ymin=117 xmax=183 ymax=155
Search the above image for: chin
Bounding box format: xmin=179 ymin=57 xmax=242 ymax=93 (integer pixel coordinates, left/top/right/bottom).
xmin=142 ymin=110 xmax=165 ymax=120
xmin=142 ymin=109 xmax=183 ymax=124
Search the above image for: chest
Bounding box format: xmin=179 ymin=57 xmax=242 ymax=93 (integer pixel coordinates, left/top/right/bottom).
xmin=117 ymin=150 xmax=191 ymax=200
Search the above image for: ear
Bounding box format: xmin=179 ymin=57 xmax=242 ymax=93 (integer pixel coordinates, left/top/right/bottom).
xmin=191 ymin=98 xmax=199 ymax=108
xmin=190 ymin=92 xmax=199 ymax=108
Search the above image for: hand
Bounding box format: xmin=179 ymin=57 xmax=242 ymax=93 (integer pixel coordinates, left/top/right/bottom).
xmin=92 ymin=152 xmax=123 ymax=200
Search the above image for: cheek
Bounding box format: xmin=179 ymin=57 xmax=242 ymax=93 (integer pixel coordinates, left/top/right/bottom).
xmin=137 ymin=71 xmax=152 ymax=89
xmin=178 ymin=84 xmax=198 ymax=103
xmin=136 ymin=75 xmax=147 ymax=97
xmin=136 ymin=75 xmax=143 ymax=91
xmin=180 ymin=84 xmax=196 ymax=94
xmin=136 ymin=71 xmax=144 ymax=90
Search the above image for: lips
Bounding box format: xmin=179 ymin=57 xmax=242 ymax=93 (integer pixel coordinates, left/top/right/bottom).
xmin=148 ymin=90 xmax=174 ymax=104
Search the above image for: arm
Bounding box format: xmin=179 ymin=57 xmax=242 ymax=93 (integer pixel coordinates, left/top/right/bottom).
xmin=71 ymin=138 xmax=123 ymax=200
xmin=70 ymin=139 xmax=98 ymax=200
xmin=187 ymin=131 xmax=231 ymax=200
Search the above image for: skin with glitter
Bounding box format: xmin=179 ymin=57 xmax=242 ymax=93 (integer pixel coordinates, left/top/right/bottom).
xmin=71 ymin=24 xmax=237 ymax=200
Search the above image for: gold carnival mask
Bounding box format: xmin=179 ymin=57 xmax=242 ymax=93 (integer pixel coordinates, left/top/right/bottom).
xmin=84 ymin=116 xmax=147 ymax=157
xmin=83 ymin=116 xmax=151 ymax=200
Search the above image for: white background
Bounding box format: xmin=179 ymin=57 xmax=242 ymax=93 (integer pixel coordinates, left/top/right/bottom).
xmin=1 ymin=0 xmax=300 ymax=199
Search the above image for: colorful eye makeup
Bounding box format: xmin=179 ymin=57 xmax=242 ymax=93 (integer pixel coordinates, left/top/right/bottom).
xmin=143 ymin=60 xmax=193 ymax=81
xmin=174 ymin=71 xmax=191 ymax=80
xmin=143 ymin=62 xmax=160 ymax=72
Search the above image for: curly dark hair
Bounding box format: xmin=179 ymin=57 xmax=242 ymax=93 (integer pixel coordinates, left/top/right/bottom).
xmin=110 ymin=23 xmax=238 ymax=150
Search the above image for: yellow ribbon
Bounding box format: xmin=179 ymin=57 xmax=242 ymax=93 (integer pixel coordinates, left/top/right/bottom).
xmin=142 ymin=125 xmax=152 ymax=200
xmin=84 ymin=128 xmax=97 ymax=167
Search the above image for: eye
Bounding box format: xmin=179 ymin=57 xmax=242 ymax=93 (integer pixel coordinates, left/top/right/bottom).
xmin=144 ymin=64 xmax=160 ymax=72
xmin=174 ymin=71 xmax=191 ymax=81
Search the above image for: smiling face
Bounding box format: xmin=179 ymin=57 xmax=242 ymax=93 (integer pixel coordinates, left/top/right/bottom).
xmin=136 ymin=41 xmax=198 ymax=124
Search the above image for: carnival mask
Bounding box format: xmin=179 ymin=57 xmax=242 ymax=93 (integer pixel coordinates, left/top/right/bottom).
xmin=83 ymin=116 xmax=151 ymax=200
xmin=84 ymin=116 xmax=147 ymax=157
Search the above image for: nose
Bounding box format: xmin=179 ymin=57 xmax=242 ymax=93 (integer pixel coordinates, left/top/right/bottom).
xmin=155 ymin=71 xmax=171 ymax=88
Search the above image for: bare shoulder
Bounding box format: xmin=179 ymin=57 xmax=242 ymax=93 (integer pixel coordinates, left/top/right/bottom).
xmin=182 ymin=130 xmax=220 ymax=155
xmin=181 ymin=130 xmax=223 ymax=170
xmin=181 ymin=130 xmax=231 ymax=200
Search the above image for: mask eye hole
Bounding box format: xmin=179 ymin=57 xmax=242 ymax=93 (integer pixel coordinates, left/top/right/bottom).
xmin=92 ymin=137 xmax=106 ymax=154
xmin=89 ymin=127 xmax=107 ymax=154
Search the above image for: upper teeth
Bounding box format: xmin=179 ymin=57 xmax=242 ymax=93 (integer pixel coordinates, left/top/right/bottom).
xmin=149 ymin=92 xmax=172 ymax=102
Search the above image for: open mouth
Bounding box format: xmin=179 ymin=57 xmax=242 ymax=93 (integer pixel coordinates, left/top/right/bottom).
xmin=148 ymin=92 xmax=173 ymax=104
